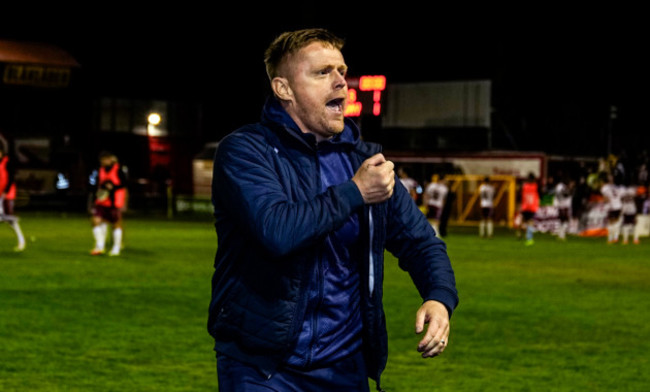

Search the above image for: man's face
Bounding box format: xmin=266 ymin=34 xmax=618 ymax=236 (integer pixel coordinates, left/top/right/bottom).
xmin=280 ymin=42 xmax=348 ymax=141
xmin=100 ymin=157 xmax=114 ymax=168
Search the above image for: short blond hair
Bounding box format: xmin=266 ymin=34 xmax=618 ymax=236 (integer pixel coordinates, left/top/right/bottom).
xmin=263 ymin=28 xmax=345 ymax=81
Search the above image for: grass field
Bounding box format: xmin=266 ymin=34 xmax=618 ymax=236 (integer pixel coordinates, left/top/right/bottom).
xmin=1 ymin=212 xmax=649 ymax=391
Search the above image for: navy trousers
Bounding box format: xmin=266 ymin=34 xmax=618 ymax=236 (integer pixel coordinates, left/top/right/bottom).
xmin=216 ymin=351 xmax=370 ymax=392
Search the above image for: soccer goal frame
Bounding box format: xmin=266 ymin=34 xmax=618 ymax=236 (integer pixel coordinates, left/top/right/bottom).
xmin=443 ymin=174 xmax=517 ymax=228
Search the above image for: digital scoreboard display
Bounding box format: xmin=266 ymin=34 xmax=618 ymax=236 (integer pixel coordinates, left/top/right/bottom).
xmin=345 ymin=75 xmax=386 ymax=117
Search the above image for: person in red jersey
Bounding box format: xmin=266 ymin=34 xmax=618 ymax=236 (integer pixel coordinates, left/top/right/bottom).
xmin=89 ymin=151 xmax=128 ymax=256
xmin=0 ymin=146 xmax=26 ymax=252
xmin=520 ymin=172 xmax=540 ymax=246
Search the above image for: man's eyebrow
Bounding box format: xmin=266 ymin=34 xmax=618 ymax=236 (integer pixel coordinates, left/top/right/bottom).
xmin=316 ymin=63 xmax=348 ymax=72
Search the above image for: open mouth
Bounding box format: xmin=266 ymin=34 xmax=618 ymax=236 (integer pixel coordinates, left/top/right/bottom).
xmin=326 ymin=98 xmax=345 ymax=113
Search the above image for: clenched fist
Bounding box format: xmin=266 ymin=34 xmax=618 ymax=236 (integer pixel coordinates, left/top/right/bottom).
xmin=352 ymin=153 xmax=395 ymax=204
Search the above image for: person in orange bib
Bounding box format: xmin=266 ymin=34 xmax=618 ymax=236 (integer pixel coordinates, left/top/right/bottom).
xmin=89 ymin=151 xmax=128 ymax=256
xmin=520 ymin=172 xmax=540 ymax=246
xmin=0 ymin=146 xmax=26 ymax=252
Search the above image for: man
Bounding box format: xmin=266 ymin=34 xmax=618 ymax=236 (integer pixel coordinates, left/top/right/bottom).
xmin=398 ymin=167 xmax=418 ymax=202
xmin=423 ymin=175 xmax=448 ymax=236
xmin=600 ymin=173 xmax=623 ymax=244
xmin=478 ymin=176 xmax=495 ymax=238
xmin=620 ymin=180 xmax=640 ymax=245
xmin=520 ymin=173 xmax=540 ymax=246
xmin=438 ymin=179 xmax=455 ymax=238
xmin=89 ymin=151 xmax=127 ymax=256
xmin=0 ymin=146 xmax=26 ymax=252
xmin=553 ymin=177 xmax=573 ymax=241
xmin=208 ymin=29 xmax=458 ymax=391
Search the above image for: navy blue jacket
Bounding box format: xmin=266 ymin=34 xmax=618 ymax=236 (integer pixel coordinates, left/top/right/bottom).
xmin=208 ymin=97 xmax=458 ymax=384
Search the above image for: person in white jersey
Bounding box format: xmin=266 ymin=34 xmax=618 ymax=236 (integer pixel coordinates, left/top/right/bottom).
xmin=600 ymin=173 xmax=624 ymax=244
xmin=398 ymin=167 xmax=419 ymax=202
xmin=424 ymin=175 xmax=448 ymax=236
xmin=553 ymin=178 xmax=573 ymax=240
xmin=620 ymin=181 xmax=640 ymax=245
xmin=478 ymin=176 xmax=495 ymax=238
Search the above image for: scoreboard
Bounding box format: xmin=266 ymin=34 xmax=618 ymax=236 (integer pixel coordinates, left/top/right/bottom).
xmin=344 ymin=75 xmax=386 ymax=117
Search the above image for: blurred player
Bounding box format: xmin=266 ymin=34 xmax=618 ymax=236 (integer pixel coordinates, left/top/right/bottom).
xmin=89 ymin=151 xmax=128 ymax=256
xmin=620 ymin=181 xmax=640 ymax=245
xmin=478 ymin=176 xmax=495 ymax=238
xmin=553 ymin=177 xmax=573 ymax=241
xmin=520 ymin=173 xmax=540 ymax=246
xmin=600 ymin=173 xmax=623 ymax=244
xmin=0 ymin=146 xmax=26 ymax=252
xmin=398 ymin=167 xmax=418 ymax=202
xmin=424 ymin=175 xmax=448 ymax=236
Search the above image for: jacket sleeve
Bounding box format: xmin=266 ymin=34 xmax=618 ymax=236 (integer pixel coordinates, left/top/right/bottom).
xmin=384 ymin=179 xmax=459 ymax=316
xmin=213 ymin=131 xmax=365 ymax=259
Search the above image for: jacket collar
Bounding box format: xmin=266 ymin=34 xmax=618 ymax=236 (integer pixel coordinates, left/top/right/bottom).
xmin=261 ymin=96 xmax=361 ymax=151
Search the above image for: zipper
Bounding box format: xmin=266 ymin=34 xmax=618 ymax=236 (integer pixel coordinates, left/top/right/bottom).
xmin=305 ymin=143 xmax=324 ymax=367
xmin=307 ymin=250 xmax=325 ymax=367
xmin=368 ymin=206 xmax=375 ymax=298
xmin=352 ymin=147 xmax=380 ymax=300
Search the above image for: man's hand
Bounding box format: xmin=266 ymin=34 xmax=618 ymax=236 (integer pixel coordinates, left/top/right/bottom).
xmin=352 ymin=154 xmax=395 ymax=204
xmin=415 ymin=300 xmax=450 ymax=358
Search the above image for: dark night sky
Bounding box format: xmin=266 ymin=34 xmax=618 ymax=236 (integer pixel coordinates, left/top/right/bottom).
xmin=1 ymin=6 xmax=648 ymax=158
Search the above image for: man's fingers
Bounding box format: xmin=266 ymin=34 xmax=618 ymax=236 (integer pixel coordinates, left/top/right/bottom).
xmin=416 ymin=320 xmax=437 ymax=352
xmin=365 ymin=153 xmax=386 ymax=167
xmin=353 ymin=153 xmax=396 ymax=204
xmin=421 ymin=335 xmax=448 ymax=358
xmin=415 ymin=309 xmax=437 ymax=352
xmin=383 ymin=159 xmax=395 ymax=172
xmin=415 ymin=301 xmax=451 ymax=357
xmin=374 ymin=160 xmax=395 ymax=188
xmin=419 ymin=330 xmax=449 ymax=358
xmin=415 ymin=306 xmax=427 ymax=334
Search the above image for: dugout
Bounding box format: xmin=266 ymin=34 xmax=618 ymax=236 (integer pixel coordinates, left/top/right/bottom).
xmin=0 ymin=39 xmax=207 ymax=213
xmin=0 ymin=39 xmax=89 ymax=209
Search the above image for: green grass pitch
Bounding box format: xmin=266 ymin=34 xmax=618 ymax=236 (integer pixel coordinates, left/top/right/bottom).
xmin=1 ymin=212 xmax=648 ymax=391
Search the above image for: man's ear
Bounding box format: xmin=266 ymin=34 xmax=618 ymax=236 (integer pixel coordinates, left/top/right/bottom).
xmin=271 ymin=77 xmax=293 ymax=102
